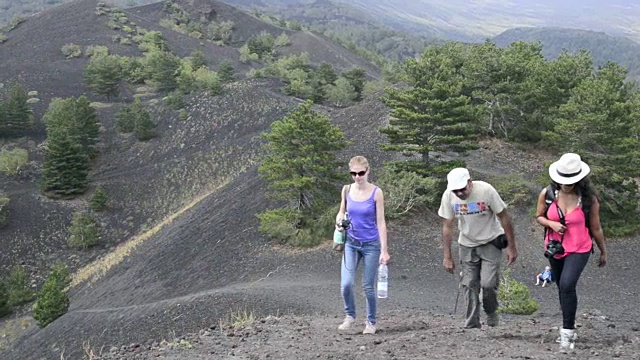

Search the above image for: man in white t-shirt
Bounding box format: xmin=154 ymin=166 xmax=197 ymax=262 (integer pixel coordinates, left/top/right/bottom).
xmin=438 ymin=168 xmax=517 ymax=328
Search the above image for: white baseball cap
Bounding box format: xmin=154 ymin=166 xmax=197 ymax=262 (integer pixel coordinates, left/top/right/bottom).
xmin=447 ymin=168 xmax=470 ymax=191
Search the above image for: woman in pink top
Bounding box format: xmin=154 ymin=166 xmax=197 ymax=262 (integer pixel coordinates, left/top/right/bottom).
xmin=535 ymin=153 xmax=607 ymax=353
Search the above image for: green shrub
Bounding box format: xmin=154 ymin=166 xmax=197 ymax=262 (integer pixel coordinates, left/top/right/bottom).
xmin=0 ymin=35 xmax=7 ymax=44
xmin=376 ymin=166 xmax=440 ymax=219
xmin=498 ymin=269 xmax=540 ymax=315
xmin=84 ymin=45 xmax=109 ymax=58
xmin=6 ymin=265 xmax=34 ymax=306
xmin=33 ymin=264 xmax=70 ymax=327
xmin=487 ymin=173 xmax=532 ymax=207
xmin=0 ymin=197 xmax=9 ymax=228
xmin=90 ymin=185 xmax=107 ymax=211
xmin=0 ymin=148 xmax=28 ymax=175
xmin=0 ymin=280 xmax=10 ymax=317
xmin=274 ymin=33 xmax=290 ymax=47
xmin=61 ymin=44 xmax=82 ymax=58
xmin=257 ymin=208 xmax=299 ymax=245
xmin=67 ymin=211 xmax=100 ymax=249
xmin=164 ymin=92 xmax=184 ymax=110
xmin=178 ymin=109 xmax=188 ymax=121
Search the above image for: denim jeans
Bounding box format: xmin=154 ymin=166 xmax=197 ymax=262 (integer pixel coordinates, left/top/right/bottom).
xmin=340 ymin=237 xmax=381 ymax=325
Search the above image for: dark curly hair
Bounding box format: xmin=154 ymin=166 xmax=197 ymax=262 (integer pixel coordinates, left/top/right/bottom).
xmin=551 ymin=176 xmax=598 ymax=209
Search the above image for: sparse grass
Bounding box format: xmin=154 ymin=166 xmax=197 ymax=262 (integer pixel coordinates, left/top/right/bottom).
xmin=0 ymin=318 xmax=32 ymax=351
xmin=220 ymin=308 xmax=255 ymax=330
xmin=487 ymin=173 xmax=532 ymax=207
xmin=0 ymin=148 xmax=28 ymax=175
xmin=70 ymin=180 xmax=231 ymax=287
xmin=160 ymin=330 xmax=193 ymax=350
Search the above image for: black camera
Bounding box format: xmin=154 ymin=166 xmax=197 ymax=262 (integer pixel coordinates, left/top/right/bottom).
xmin=544 ymin=240 xmax=564 ymax=259
xmin=339 ymin=218 xmax=351 ymax=230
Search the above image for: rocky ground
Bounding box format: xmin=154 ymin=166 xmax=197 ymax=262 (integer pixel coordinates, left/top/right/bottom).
xmin=99 ymin=309 xmax=639 ymax=359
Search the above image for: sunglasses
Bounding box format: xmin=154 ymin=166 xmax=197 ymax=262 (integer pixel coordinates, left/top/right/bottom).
xmin=350 ymin=169 xmax=367 ymax=177
xmin=452 ymin=185 xmax=468 ymax=196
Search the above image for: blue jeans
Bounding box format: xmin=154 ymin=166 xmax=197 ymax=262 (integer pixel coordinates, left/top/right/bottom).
xmin=340 ymin=237 xmax=381 ymax=324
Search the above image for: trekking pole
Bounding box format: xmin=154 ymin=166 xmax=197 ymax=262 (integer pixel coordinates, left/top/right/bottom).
xmin=451 ymin=271 xmax=462 ymax=316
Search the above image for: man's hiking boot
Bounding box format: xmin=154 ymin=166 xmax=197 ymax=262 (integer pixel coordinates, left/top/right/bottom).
xmin=362 ymin=321 xmax=376 ymax=335
xmin=487 ymin=312 xmax=499 ymax=327
xmin=338 ymin=315 xmax=355 ymax=331
xmin=559 ymin=328 xmax=576 ymax=352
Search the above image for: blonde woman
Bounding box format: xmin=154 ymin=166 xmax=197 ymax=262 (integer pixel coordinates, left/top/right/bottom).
xmin=335 ymin=156 xmax=390 ymax=335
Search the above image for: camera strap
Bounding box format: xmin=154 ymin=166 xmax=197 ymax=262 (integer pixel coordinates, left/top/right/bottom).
xmin=556 ymin=203 xmax=566 ymax=243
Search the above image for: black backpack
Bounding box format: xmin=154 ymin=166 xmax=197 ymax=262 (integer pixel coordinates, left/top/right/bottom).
xmin=543 ymin=185 xmax=593 ymax=239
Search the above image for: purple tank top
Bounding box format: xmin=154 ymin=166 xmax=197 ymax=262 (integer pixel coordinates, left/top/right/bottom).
xmin=346 ymin=187 xmax=379 ymax=242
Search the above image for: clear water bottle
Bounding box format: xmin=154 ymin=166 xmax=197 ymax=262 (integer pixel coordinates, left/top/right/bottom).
xmin=377 ymin=264 xmax=388 ymax=298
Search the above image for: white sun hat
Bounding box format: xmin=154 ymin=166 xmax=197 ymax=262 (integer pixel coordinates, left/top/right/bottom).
xmin=549 ymin=153 xmax=590 ymax=185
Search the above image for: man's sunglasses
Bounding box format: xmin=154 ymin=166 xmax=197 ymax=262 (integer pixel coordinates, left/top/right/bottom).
xmin=452 ymin=185 xmax=468 ymax=196
xmin=350 ymin=170 xmax=367 ymax=177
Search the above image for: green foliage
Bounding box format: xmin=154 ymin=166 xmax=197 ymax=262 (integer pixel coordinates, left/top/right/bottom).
xmin=258 ymin=100 xmax=348 ymax=246
xmin=61 ymin=44 xmax=81 ymax=58
xmin=0 ymin=281 xmax=9 ymax=318
xmin=324 ymin=77 xmax=356 ymax=107
xmin=6 ymin=265 xmax=35 ymax=307
xmin=256 ymin=208 xmax=299 ymax=245
xmin=90 ymin=185 xmax=108 ymax=211
xmin=486 ymin=174 xmax=532 ymax=207
xmin=340 ymin=67 xmax=366 ymax=101
xmin=375 ymin=166 xmax=440 ymax=219
xmin=207 ymin=20 xmax=234 ymax=44
xmin=381 ymin=43 xmax=478 ymax=176
xmin=134 ymin=105 xmax=155 ymax=141
xmin=239 ymin=44 xmax=259 ymax=63
xmin=217 ymin=61 xmax=235 ymax=83
xmin=0 ymin=82 xmax=35 ymax=137
xmin=247 ymin=31 xmax=275 ymax=60
xmin=143 ymin=50 xmax=180 ymax=92
xmin=138 ymin=31 xmax=168 ymax=53
xmin=498 ymin=269 xmax=540 ymax=315
xmin=84 ymin=54 xmax=124 ymax=98
xmin=84 ymin=45 xmax=109 ymax=58
xmin=189 ymin=50 xmax=207 ymax=70
xmin=274 ymin=32 xmax=290 ymax=47
xmin=33 ymin=264 xmax=70 ymax=328
xmin=116 ymin=99 xmax=155 ymax=140
xmin=67 ymin=211 xmax=100 ymax=249
xmin=0 ymin=197 xmax=8 ymax=228
xmin=41 ymin=97 xmax=99 ymax=198
xmin=0 ymin=148 xmax=28 ymax=175
xmin=164 ymin=92 xmax=184 ymax=110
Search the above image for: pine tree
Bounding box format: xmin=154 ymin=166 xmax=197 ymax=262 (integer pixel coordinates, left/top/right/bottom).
xmin=325 ymin=77 xmax=357 ymax=107
xmin=340 ymin=67 xmax=366 ymax=101
xmin=217 ymin=61 xmax=235 ymax=83
xmin=144 ymin=50 xmax=180 ymax=92
xmin=189 ymin=50 xmax=208 ymax=70
xmin=381 ymin=44 xmax=478 ymax=176
xmin=43 ymin=97 xmax=100 ymax=159
xmin=134 ymin=105 xmax=155 ymax=141
xmin=33 ymin=264 xmax=70 ymax=328
xmin=6 ymin=265 xmax=34 ymax=306
xmin=116 ymin=104 xmax=135 ymax=133
xmin=67 ymin=211 xmax=100 ymax=249
xmin=258 ymin=100 xmax=348 ymax=245
xmin=40 ymin=132 xmax=89 ymax=198
xmin=90 ymin=185 xmax=107 ymax=211
xmin=83 ymin=54 xmax=123 ymax=99
xmin=0 ymin=83 xmax=34 ymax=137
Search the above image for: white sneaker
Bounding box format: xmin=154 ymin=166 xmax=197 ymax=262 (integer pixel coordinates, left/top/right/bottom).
xmin=338 ymin=315 xmax=355 ymax=331
xmin=362 ymin=321 xmax=376 ymax=335
xmin=559 ymin=328 xmax=576 ymax=352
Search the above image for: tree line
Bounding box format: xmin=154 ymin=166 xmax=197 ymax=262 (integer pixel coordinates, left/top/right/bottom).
xmin=257 ymin=40 xmax=640 ymax=247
